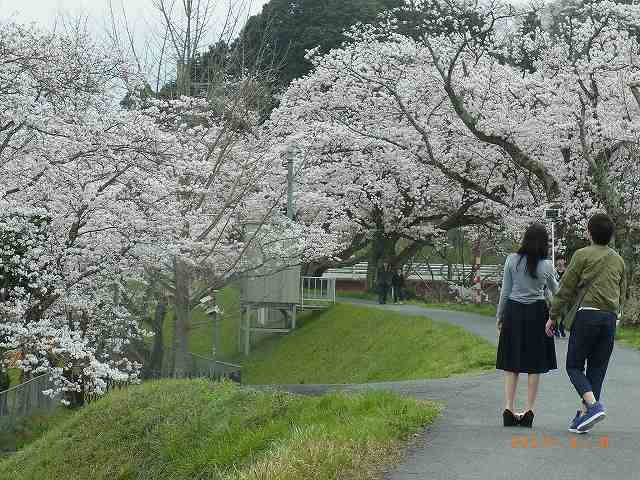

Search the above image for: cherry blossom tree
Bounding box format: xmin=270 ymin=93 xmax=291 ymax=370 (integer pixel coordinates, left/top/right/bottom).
xmin=0 ymin=21 xmax=170 ymax=403
xmin=0 ymin=20 xmax=307 ymax=399
xmin=266 ymin=20 xmax=534 ymax=282
xmin=107 ymin=0 xmax=314 ymax=376
xmin=136 ymin=93 xmax=319 ymax=376
xmin=270 ymin=0 xmax=640 ymax=291
xmin=536 ymin=0 xmax=640 ymax=280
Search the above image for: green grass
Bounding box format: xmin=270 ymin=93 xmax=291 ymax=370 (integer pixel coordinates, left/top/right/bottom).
xmin=236 ymin=303 xmax=496 ymax=384
xmin=337 ymin=290 xmax=379 ymax=302
xmin=0 ymin=408 xmax=73 ymax=454
xmin=0 ymin=379 xmax=440 ymax=480
xmin=7 ymin=368 xmax=20 ymax=387
xmin=617 ymin=326 xmax=640 ymax=349
xmin=413 ymin=302 xmax=497 ymax=317
xmin=337 ymin=290 xmax=498 ymax=317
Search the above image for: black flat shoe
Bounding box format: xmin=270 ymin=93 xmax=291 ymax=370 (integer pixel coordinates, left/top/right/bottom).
xmin=503 ymin=409 xmax=518 ymax=427
xmin=519 ymin=410 xmax=535 ymax=428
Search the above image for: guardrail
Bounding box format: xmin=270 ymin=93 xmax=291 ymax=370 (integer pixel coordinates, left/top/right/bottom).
xmin=301 ymin=277 xmax=336 ymax=310
xmin=323 ymin=263 xmax=502 ymax=282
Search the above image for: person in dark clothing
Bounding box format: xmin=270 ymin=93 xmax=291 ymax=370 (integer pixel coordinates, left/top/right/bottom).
xmin=377 ymin=263 xmax=390 ymax=304
xmin=548 ymin=213 xmax=626 ymax=434
xmin=554 ymin=257 xmax=567 ymax=338
xmin=397 ymin=271 xmax=406 ymax=302
xmin=391 ymin=269 xmax=402 ymax=303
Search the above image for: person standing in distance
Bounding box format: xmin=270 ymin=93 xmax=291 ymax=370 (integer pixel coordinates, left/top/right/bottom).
xmin=377 ymin=262 xmax=390 ymax=305
xmin=554 ymin=257 xmax=567 ymax=338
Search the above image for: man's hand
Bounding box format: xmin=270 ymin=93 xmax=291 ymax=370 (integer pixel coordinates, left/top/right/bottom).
xmin=545 ymin=319 xmax=556 ymax=337
xmin=496 ymin=317 xmax=502 ymax=332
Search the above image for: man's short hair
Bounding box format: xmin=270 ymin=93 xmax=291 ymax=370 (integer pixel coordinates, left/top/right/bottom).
xmin=588 ymin=213 xmax=615 ymax=245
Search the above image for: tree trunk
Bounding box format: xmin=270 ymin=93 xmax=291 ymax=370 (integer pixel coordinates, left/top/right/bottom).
xmin=149 ymin=300 xmax=167 ymax=378
xmin=0 ymin=362 xmax=9 ymax=392
xmin=366 ymin=249 xmax=378 ymax=291
xmin=172 ymin=257 xmax=191 ymax=378
xmin=366 ymin=229 xmax=398 ymax=290
xmin=62 ymin=369 xmax=85 ymax=408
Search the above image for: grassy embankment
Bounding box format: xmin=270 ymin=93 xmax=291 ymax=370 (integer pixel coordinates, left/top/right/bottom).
xmin=0 ymin=408 xmax=74 ymax=455
xmin=237 ymin=302 xmax=496 ymax=385
xmin=159 ymin=286 xmax=496 ymax=384
xmin=339 ymin=293 xmax=640 ymax=352
xmin=0 ymin=380 xmax=440 ymax=480
xmin=162 ymin=287 xmax=497 ymax=379
xmin=2 ymin=293 xmax=496 ymax=455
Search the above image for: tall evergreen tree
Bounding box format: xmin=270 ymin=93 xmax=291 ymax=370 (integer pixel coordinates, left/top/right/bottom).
xmin=233 ymin=0 xmax=403 ymax=88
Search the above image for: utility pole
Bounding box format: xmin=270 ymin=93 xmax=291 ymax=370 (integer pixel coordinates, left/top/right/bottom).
xmin=286 ymin=149 xmax=296 ymax=329
xmin=545 ymin=208 xmax=560 ymax=265
xmin=200 ymin=291 xmax=219 ymax=359
xmin=287 ymin=151 xmax=294 ymax=220
xmin=629 ymin=80 xmax=640 ymax=108
xmin=210 ymin=290 xmax=219 ymax=359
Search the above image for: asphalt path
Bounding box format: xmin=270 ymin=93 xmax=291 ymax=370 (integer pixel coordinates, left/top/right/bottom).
xmin=261 ymin=300 xmax=640 ymax=479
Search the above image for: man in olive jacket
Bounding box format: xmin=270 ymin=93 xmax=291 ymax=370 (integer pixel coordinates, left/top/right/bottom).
xmin=547 ymin=213 xmax=626 ymax=434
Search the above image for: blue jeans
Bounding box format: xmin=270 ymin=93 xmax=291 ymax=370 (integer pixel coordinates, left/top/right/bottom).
xmin=566 ymin=310 xmax=616 ymax=400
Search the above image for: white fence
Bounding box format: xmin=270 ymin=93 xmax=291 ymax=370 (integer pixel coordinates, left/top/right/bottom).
xmin=323 ymin=263 xmax=503 ymax=283
xmin=301 ymin=277 xmax=336 ymax=309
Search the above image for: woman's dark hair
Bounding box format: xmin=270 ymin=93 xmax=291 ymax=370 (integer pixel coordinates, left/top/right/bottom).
xmin=516 ymin=223 xmax=550 ymax=278
xmin=588 ymin=213 xmax=615 ymax=245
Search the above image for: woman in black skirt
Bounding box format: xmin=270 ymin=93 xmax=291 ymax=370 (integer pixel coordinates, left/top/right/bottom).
xmin=496 ymin=223 xmax=559 ymax=427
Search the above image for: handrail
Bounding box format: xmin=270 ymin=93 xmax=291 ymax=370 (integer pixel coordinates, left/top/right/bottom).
xmin=300 ymin=277 xmax=337 ymax=309
xmin=0 ymin=373 xmax=49 ymax=396
xmin=188 ymin=353 xmax=241 ymax=370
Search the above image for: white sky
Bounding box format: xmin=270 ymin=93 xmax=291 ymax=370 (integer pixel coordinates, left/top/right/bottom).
xmin=0 ymin=0 xmax=270 ymax=43
xmin=0 ymin=0 xmax=271 ymax=86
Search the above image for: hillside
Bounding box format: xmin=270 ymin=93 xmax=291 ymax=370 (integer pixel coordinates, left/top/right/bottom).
xmin=238 ymin=303 xmax=496 ymax=384
xmin=0 ymin=380 xmax=440 ymax=480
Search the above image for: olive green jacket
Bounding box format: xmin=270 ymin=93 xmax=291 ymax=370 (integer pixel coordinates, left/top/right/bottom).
xmin=550 ymin=245 xmax=626 ymax=326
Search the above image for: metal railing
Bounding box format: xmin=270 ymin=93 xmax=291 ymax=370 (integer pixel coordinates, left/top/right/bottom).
xmin=142 ymin=348 xmax=242 ymax=384
xmin=301 ymin=277 xmax=336 ymax=309
xmin=0 ymin=374 xmax=58 ymax=418
xmin=323 ymin=263 xmax=502 ymax=283
xmin=1 ymin=353 xmax=242 ymax=423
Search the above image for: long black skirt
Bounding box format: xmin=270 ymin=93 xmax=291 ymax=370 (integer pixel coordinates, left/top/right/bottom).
xmin=496 ymin=299 xmax=557 ymax=374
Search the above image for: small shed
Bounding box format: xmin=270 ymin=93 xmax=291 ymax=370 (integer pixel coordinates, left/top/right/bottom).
xmin=239 ymin=267 xmax=301 ymax=355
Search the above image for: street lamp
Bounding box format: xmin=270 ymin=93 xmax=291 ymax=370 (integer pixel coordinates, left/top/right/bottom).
xmin=628 ymin=80 xmax=640 ymax=109
xmin=199 ymin=292 xmax=220 ymax=359
xmin=545 ymin=208 xmax=560 ymax=265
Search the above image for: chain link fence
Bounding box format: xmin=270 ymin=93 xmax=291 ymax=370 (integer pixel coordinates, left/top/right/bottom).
xmin=0 ymin=374 xmax=58 ymax=419
xmin=1 ymin=352 xmax=241 ymax=425
xmin=141 ymin=347 xmax=241 ymax=383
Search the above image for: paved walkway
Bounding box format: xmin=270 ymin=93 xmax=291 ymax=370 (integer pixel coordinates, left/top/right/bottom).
xmin=265 ymin=300 xmax=640 ymax=479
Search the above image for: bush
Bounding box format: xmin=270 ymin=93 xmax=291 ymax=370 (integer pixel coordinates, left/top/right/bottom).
xmin=621 ymin=287 xmax=640 ymax=327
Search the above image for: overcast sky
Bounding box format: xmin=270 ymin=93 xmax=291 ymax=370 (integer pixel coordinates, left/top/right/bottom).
xmin=0 ymin=0 xmax=271 ymax=85
xmin=0 ymin=0 xmax=270 ymax=41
